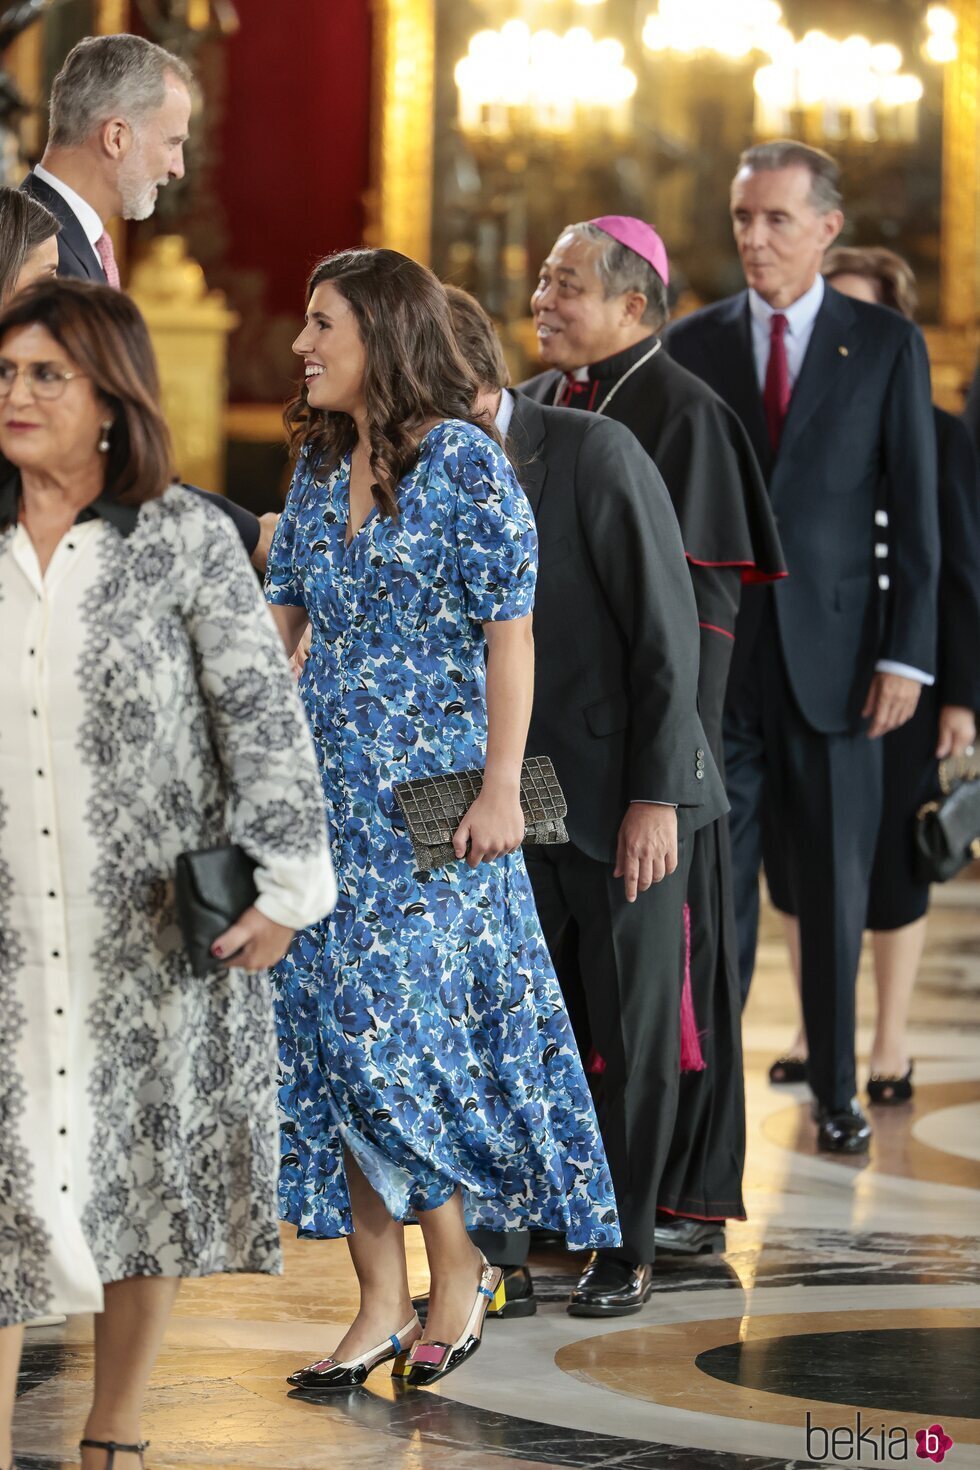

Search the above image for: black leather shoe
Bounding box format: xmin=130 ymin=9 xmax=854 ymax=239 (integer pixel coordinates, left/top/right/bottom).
xmin=813 ymin=1100 xmax=872 ymax=1154
xmin=412 ymin=1263 xmax=536 ymax=1321
xmin=653 ymin=1217 xmax=726 ymax=1255
xmin=567 ymin=1254 xmax=653 ymax=1317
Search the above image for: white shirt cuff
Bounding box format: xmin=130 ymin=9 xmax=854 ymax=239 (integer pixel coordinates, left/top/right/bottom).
xmin=630 ymin=800 xmax=678 ymax=807
xmin=875 ymin=660 xmax=935 ymax=687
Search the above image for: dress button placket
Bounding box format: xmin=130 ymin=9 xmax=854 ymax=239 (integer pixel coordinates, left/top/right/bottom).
xmin=32 ymin=574 xmax=72 ymax=1198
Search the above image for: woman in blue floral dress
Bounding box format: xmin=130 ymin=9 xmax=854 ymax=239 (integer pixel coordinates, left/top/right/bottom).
xmin=266 ymin=249 xmax=618 ymax=1390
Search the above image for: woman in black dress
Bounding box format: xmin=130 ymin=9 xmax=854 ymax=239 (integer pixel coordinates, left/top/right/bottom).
xmin=768 ymin=248 xmax=980 ymax=1102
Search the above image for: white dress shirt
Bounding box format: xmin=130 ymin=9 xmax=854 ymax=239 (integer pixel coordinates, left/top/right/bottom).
xmin=750 ymin=275 xmax=932 ymax=688
xmin=748 ymin=274 xmax=825 ymax=392
xmin=33 ymin=162 xmax=104 ymax=248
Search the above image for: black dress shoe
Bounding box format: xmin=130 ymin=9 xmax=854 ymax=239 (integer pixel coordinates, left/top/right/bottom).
xmin=768 ymin=1054 xmax=807 ymax=1084
xmin=813 ymin=1100 xmax=872 ymax=1154
xmin=567 ymin=1254 xmax=653 ymax=1317
xmin=867 ymin=1061 xmax=914 ymax=1105
xmin=653 ymin=1216 xmax=726 ymax=1256
xmin=412 ymin=1264 xmax=536 ymax=1321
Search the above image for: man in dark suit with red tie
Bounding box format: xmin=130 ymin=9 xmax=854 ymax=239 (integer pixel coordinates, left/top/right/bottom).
xmin=21 ymin=33 xmax=192 ymax=288
xmin=666 ymin=141 xmax=940 ymax=1154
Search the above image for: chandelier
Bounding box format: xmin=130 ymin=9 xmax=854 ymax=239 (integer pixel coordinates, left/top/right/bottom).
xmin=454 ymin=20 xmax=637 ymax=138
xmin=642 ymin=0 xmax=791 ymax=62
xmin=753 ymin=31 xmax=924 ymax=142
xmin=642 ymin=0 xmax=941 ymax=144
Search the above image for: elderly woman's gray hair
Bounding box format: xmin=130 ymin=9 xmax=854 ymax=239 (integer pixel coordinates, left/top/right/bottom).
xmin=559 ymin=221 xmax=669 ymax=330
xmin=47 ymin=33 xmax=192 ymax=149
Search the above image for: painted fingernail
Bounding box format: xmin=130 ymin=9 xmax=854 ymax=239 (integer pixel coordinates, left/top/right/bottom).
xmin=211 ymin=944 xmax=224 ymax=957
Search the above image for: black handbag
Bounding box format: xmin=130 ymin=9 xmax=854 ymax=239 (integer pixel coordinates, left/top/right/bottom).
xmin=175 ymin=843 xmax=258 ymax=977
xmin=392 ymin=754 xmax=568 ymax=871
xmin=914 ymin=755 xmax=980 ymax=884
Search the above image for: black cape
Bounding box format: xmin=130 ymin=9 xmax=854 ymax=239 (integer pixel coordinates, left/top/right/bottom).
xmin=521 ymin=337 xmax=785 ymax=585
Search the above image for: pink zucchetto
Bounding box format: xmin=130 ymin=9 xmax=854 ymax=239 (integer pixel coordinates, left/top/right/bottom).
xmin=589 ymin=215 xmax=670 ymax=287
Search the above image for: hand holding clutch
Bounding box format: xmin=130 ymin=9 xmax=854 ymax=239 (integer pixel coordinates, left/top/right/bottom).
xmin=452 ymin=784 xmax=526 ymax=866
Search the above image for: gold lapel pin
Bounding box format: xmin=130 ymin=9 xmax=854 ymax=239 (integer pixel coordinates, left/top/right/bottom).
xmin=838 ymin=345 xmax=849 ymax=356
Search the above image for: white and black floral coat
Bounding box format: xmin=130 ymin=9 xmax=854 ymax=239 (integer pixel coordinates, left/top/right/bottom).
xmin=0 ymin=484 xmax=335 ymax=1327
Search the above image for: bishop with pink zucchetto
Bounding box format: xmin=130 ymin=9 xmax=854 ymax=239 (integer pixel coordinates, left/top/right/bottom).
xmin=519 ymin=214 xmax=784 ymax=1277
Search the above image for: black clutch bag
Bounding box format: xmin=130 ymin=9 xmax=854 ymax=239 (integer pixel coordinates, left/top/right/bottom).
xmin=175 ymin=843 xmax=258 ymax=977
xmin=392 ymin=754 xmax=568 ymax=871
xmin=914 ymin=755 xmax=980 ymax=884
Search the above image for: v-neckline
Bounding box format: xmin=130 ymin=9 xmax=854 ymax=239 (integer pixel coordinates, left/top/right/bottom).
xmin=339 ymin=451 xmax=376 ymax=551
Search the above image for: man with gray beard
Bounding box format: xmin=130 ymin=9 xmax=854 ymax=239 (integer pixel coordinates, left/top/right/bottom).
xmin=22 ymin=33 xmax=192 ymax=288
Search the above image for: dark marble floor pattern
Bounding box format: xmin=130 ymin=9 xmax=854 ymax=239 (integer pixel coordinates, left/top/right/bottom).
xmin=696 ymin=1326 xmax=980 ymax=1419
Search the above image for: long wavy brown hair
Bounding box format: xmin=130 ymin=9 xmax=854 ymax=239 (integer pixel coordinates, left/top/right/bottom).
xmin=284 ymin=249 xmax=494 ymax=520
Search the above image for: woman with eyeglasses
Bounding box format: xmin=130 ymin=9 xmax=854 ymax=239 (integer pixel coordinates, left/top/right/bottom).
xmin=0 ymin=279 xmax=336 ymax=1470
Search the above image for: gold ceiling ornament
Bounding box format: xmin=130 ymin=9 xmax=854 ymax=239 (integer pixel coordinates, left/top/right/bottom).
xmin=454 ymin=20 xmax=637 ymax=138
xmin=364 ymin=0 xmax=435 ymax=265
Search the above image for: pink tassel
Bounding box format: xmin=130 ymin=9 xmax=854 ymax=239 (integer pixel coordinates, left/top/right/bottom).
xmin=680 ymin=901 xmax=706 ymax=1073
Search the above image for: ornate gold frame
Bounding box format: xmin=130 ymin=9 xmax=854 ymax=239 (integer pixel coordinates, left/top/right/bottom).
xmin=365 ymin=0 xmax=435 ymax=264
xmin=368 ymin=0 xmax=979 ymax=399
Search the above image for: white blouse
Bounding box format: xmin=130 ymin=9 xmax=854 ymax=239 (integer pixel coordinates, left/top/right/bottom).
xmin=0 ymin=487 xmax=335 ymax=1325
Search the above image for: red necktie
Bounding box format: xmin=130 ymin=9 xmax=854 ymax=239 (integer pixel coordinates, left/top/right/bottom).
xmin=763 ymin=312 xmax=790 ymax=452
xmin=95 ymin=231 xmax=121 ymax=290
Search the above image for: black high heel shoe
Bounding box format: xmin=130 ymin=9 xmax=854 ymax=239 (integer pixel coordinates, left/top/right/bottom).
xmin=79 ymin=1439 xmax=149 ymax=1469
xmin=867 ymin=1061 xmax=914 ymax=1105
xmin=402 ymin=1258 xmax=502 ymax=1388
xmin=287 ymin=1312 xmax=421 ymax=1391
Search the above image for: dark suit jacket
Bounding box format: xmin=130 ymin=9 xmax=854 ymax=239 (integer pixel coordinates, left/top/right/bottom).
xmin=21 ymin=170 xmax=106 ymax=282
xmin=665 ymin=287 xmax=940 ymax=733
xmin=934 ymin=407 xmax=980 ymax=712
xmin=508 ymin=392 xmax=727 ymax=865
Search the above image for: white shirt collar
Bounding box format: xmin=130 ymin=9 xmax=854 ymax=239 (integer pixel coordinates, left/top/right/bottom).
xmin=33 ymin=163 xmax=105 ymax=247
xmin=748 ymin=273 xmax=825 ymax=335
xmin=495 ymin=388 xmax=515 ymax=439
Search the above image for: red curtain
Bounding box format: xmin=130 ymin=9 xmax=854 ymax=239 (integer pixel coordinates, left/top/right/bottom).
xmin=215 ymin=0 xmax=373 ymax=319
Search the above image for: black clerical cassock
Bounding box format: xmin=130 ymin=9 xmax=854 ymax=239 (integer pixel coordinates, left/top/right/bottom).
xmin=521 ymin=337 xmax=784 ymax=1224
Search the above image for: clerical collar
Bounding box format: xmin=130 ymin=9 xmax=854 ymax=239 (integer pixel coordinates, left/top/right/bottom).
xmin=578 ymin=334 xmax=661 ymax=382
xmin=0 ymin=470 xmax=139 ymax=536
xmin=554 ymin=335 xmax=662 ymax=415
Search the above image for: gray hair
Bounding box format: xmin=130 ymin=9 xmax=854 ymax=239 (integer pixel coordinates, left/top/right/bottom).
xmin=48 ymin=34 xmax=193 ymax=149
xmin=560 ymin=221 xmax=668 ymax=330
xmin=735 ymin=140 xmax=843 ymax=214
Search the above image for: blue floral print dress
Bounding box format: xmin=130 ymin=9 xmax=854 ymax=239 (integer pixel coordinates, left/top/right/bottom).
xmin=265 ymin=419 xmax=619 ymax=1249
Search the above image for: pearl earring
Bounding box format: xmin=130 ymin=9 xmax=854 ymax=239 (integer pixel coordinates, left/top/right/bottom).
xmin=98 ymin=421 xmax=112 ymax=454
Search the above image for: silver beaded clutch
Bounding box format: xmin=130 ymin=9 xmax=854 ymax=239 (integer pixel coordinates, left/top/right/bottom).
xmin=392 ymin=755 xmax=568 ymax=871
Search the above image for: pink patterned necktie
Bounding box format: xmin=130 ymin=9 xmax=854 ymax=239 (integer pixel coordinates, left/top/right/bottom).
xmin=94 ymin=231 xmax=121 ymax=290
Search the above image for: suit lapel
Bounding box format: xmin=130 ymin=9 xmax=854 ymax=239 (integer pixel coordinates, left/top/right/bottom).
xmin=507 ymin=393 xmax=548 ymax=515
xmin=713 ymin=294 xmax=771 ymax=474
xmin=22 ymin=172 xmax=105 ymax=282
xmin=778 ymin=286 xmax=858 ymax=454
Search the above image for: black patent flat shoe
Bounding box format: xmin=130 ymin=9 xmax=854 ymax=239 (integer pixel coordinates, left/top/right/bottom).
xmin=813 ymin=1100 xmax=872 ymax=1154
xmin=402 ymin=1258 xmax=501 ymax=1387
xmin=769 ymin=1054 xmax=807 ymax=1084
xmin=867 ymin=1062 xmax=914 ymax=1105
xmin=287 ymin=1312 xmax=420 ymax=1391
xmin=79 ymin=1440 xmax=149 ymax=1469
xmin=413 ymin=1263 xmax=536 ymax=1321
xmin=567 ymin=1254 xmax=653 ymax=1317
xmin=653 ymin=1217 xmax=726 ymax=1256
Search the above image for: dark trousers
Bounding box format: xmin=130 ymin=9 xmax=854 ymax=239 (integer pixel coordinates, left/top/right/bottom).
xmin=724 ymin=615 xmax=882 ymax=1111
xmin=509 ymin=836 xmax=691 ymax=1263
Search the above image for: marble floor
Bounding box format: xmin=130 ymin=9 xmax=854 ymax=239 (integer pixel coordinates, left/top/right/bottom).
xmin=15 ymin=882 xmax=980 ymax=1470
